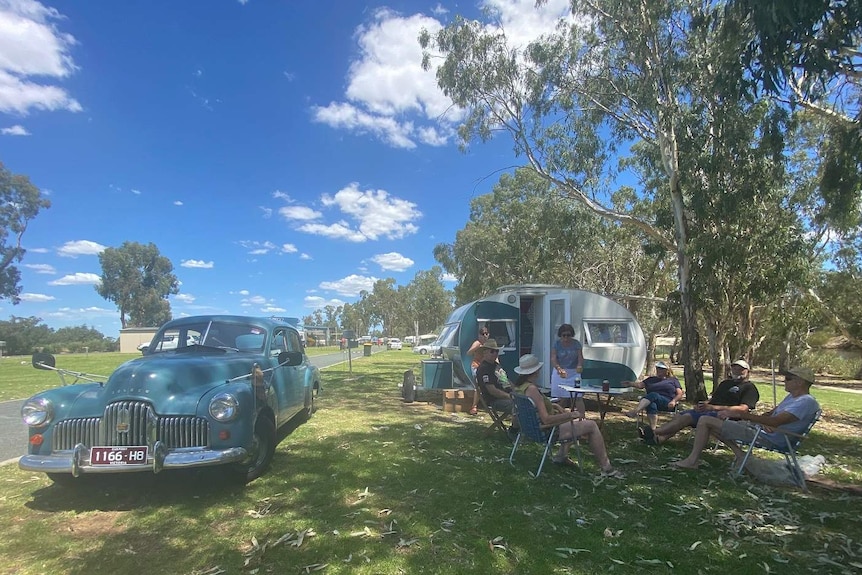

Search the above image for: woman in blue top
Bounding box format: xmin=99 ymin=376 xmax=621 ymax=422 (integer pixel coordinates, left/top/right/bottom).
xmin=550 ymin=323 xmax=586 ymax=419
xmin=623 ymin=361 xmax=683 ymax=430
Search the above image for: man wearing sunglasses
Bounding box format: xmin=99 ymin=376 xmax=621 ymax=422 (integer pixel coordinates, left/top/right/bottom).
xmin=672 ymin=367 xmax=819 ymax=470
xmin=475 ymin=339 xmax=514 ymax=414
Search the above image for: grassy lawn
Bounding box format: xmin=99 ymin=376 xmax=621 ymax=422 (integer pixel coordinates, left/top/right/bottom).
xmin=0 ymin=351 xmax=860 ymax=574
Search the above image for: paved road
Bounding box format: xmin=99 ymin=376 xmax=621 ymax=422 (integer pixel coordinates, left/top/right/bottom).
xmin=0 ymin=349 xmax=371 ymax=466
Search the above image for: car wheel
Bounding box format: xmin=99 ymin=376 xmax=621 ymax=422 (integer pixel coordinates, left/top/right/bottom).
xmin=234 ymin=416 xmax=276 ymax=483
xmin=303 ymin=386 xmax=315 ymax=420
xmin=420 ymin=349 xmax=428 ymax=354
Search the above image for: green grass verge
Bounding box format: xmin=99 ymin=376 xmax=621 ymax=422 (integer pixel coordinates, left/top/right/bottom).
xmin=0 ymin=352 xmax=860 ymax=574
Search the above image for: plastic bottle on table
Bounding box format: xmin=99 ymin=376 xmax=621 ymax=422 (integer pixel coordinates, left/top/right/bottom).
xmin=574 ymin=371 xmax=581 ymax=388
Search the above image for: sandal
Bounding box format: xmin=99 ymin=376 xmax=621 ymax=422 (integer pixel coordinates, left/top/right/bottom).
xmin=552 ymin=457 xmax=579 ymax=468
xmin=468 ymin=406 xmax=478 ymax=416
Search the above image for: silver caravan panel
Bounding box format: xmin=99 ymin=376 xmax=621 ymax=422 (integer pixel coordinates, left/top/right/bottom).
xmin=442 ymin=285 xmax=645 ymax=390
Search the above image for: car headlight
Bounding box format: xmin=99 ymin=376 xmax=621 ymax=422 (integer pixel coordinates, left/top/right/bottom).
xmin=209 ymin=393 xmax=239 ymax=421
xmin=22 ymin=397 xmax=53 ymax=427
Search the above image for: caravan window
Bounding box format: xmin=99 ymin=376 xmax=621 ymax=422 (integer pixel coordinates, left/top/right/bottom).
xmin=584 ymin=321 xmax=635 ymax=346
xmin=484 ymin=320 xmax=516 ymax=351
xmin=438 ymin=323 xmax=460 ymax=349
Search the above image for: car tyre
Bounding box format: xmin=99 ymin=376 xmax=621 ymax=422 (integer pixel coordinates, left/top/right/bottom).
xmin=302 ymin=386 xmax=315 ymax=421
xmin=233 ymin=416 xmax=276 ymax=483
xmin=420 ymin=348 xmax=428 ymax=354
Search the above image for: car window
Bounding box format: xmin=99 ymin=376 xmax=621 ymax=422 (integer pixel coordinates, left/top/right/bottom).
xmin=286 ymin=329 xmax=302 ymax=352
xmin=271 ymin=329 xmax=288 ymax=354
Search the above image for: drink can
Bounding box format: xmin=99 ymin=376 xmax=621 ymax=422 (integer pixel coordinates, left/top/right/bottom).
xmin=602 ymin=379 xmax=610 ymax=392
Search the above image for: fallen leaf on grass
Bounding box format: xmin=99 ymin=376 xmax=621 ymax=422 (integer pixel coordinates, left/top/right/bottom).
xmin=397 ymin=538 xmax=419 ymax=548
xmin=301 ymin=563 xmax=327 ymax=572
xmin=689 ymin=541 xmax=702 ymax=550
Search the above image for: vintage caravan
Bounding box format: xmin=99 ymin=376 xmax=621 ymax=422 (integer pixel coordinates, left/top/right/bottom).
xmin=437 ymin=285 xmax=646 ymax=390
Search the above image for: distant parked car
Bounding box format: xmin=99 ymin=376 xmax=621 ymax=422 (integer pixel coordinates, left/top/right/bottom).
xmin=413 ymin=342 xmax=440 ymax=355
xmin=19 ymin=315 xmax=320 ymax=485
xmin=387 ymin=338 xmax=403 ymax=350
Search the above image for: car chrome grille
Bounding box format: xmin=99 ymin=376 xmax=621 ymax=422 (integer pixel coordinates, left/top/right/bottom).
xmin=51 ymin=401 xmax=210 ymax=451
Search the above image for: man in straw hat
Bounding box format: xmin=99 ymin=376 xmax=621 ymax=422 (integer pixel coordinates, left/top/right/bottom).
xmin=475 ymin=339 xmax=514 ymax=414
xmin=672 ymin=366 xmax=820 ymax=470
xmin=642 ymin=359 xmax=759 ymax=445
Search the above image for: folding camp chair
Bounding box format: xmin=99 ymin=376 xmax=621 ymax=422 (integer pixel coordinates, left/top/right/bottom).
xmin=472 ymin=376 xmax=514 ymax=438
xmin=731 ymin=409 xmax=822 ymax=492
xmin=509 ymin=393 xmax=581 ymax=478
xmin=636 ymin=401 xmax=681 ymax=430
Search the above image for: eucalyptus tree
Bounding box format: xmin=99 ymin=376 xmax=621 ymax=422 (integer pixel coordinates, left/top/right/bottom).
xmin=401 ymin=266 xmax=453 ymax=335
xmin=95 ymin=241 xmax=179 ymax=328
xmin=421 ymin=1 xmax=723 ymax=397
xmin=0 ymin=162 xmax=51 ymax=303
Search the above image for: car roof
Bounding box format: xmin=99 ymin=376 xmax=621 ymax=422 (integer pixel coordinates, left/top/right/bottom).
xmin=160 ymin=315 xmax=292 ymax=331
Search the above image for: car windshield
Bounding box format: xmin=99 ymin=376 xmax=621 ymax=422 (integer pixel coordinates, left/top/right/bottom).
xmin=150 ymin=320 xmax=267 ymax=353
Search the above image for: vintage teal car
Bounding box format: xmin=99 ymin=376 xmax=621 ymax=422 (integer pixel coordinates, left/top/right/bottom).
xmin=19 ymin=315 xmax=320 ymax=485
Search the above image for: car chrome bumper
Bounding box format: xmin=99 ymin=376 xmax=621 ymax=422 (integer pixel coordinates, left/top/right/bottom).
xmin=18 ymin=441 xmax=248 ymax=476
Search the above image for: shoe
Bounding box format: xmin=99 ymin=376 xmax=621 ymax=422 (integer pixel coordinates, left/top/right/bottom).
xmin=468 ymin=406 xmax=478 ymax=416
xmin=637 ymin=425 xmax=647 ymax=439
xmin=552 ymin=457 xmax=579 ymax=468
xmin=641 ymin=426 xmax=658 ymax=445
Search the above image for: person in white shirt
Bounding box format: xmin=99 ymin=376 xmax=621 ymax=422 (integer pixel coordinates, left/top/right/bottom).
xmin=672 ymin=366 xmax=820 ymax=470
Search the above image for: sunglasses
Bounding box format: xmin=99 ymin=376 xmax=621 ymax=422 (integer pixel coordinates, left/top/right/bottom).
xmin=480 ymin=332 xmax=489 ymax=336
xmin=487 ymin=349 xmax=499 ymax=354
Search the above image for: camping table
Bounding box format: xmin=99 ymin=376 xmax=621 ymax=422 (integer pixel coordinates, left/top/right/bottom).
xmin=558 ymin=385 xmax=634 ymax=429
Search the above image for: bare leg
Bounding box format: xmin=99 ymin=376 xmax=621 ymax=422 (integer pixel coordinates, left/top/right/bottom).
xmin=567 ymin=419 xmax=612 ymax=471
xmin=575 ymin=396 xmax=586 ymax=419
xmin=672 ymin=416 xmax=723 ymax=469
xmin=654 ymin=413 xmax=694 ymax=442
xmin=625 ymin=398 xmax=651 ymax=418
xmin=647 ymin=413 xmax=658 ymax=430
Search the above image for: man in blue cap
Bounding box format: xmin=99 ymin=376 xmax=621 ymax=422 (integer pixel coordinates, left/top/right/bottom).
xmin=642 ymin=359 xmax=759 ymax=445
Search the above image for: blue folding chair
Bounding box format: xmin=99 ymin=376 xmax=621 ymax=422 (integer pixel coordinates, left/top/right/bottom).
xmin=509 ymin=393 xmax=581 ymax=478
xmin=731 ymin=409 xmax=822 ymax=492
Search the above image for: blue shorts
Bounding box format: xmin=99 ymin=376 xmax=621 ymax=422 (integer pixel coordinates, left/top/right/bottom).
xmin=682 ymin=409 xmax=718 ymax=426
xmin=643 ymin=392 xmax=673 ymax=414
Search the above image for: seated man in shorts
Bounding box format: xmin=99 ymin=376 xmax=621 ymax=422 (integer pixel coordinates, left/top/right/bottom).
xmin=672 ymin=367 xmax=819 ymax=469
xmin=642 ymin=359 xmax=758 ymax=445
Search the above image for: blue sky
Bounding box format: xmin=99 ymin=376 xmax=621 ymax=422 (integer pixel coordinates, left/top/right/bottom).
xmin=0 ymin=0 xmax=572 ymax=336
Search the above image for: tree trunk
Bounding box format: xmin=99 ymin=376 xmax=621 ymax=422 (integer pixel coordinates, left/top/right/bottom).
xmin=662 ymin=123 xmax=708 ymax=402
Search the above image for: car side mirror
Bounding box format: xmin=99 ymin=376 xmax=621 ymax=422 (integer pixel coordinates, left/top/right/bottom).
xmin=32 ymin=352 xmax=56 ymax=370
xmin=278 ymin=351 xmax=303 ymax=367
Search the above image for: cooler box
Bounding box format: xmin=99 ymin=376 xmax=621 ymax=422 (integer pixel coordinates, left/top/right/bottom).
xmin=422 ymin=359 xmax=453 ymax=389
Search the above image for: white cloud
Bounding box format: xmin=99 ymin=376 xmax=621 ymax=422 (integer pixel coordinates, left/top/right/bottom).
xmin=24 ymin=263 xmax=55 ymax=274
xmin=319 ymin=274 xmax=378 ymax=296
xmin=283 ymin=182 xmax=421 ymax=243
xmin=313 ymin=1 xmax=573 ymax=149
xmin=173 ymin=293 xmax=195 ymax=303
xmin=2 ymin=124 xmax=29 ymax=135
xmin=57 ymin=240 xmax=105 ymax=257
xmin=0 ymin=0 xmax=82 ymax=115
xmin=48 ymin=272 xmax=100 ymax=285
xmin=260 ymin=305 xmax=286 ymax=313
xmin=300 ymin=253 xmax=312 ymax=260
xmin=173 ymin=200 xmax=183 ymax=206
xmin=238 ymin=289 xmax=250 ymax=296
xmin=371 ymin=252 xmax=414 ymax=272
xmin=239 ymin=240 xmax=277 ymax=255
xmin=441 ymin=272 xmax=458 ymax=282
xmin=272 ymin=190 xmax=291 ymax=201
xmin=281 ymin=243 xmax=297 ymax=253
xmin=304 ymin=295 xmax=346 ymax=309
xmin=259 ymin=206 xmax=272 ymax=218
xmin=181 ymin=259 xmax=214 ymax=269
xmin=321 ymin=183 xmax=421 ymax=240
xmin=131 ymin=188 xmax=141 ymax=195
xmin=279 ymin=205 xmax=322 ymax=221
xmin=244 ymin=295 xmax=267 ymax=305
xmin=19 ymin=292 xmax=54 ymax=302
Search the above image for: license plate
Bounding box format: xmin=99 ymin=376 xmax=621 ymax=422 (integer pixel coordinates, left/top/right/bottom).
xmin=90 ymin=446 xmax=148 ymax=466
